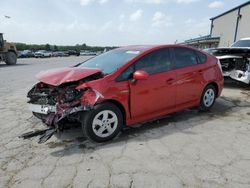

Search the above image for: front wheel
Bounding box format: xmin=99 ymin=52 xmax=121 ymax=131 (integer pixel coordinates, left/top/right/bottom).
xmin=5 ymin=51 xmax=17 ymax=65
xmin=82 ymin=102 xmax=123 ymax=142
xmin=199 ymin=85 xmax=216 ymax=111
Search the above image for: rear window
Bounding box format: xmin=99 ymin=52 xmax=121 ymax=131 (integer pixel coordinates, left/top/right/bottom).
xmin=196 ymin=51 xmax=207 ymax=64
xmin=231 ymin=40 xmax=250 ymax=48
xmin=173 ymin=48 xmax=198 ymax=69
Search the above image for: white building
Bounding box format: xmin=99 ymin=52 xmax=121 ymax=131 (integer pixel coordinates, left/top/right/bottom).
xmin=210 ymin=1 xmax=250 ymax=47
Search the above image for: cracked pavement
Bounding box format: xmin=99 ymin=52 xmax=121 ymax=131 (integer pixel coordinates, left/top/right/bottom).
xmin=1 ymin=57 xmax=250 ymax=188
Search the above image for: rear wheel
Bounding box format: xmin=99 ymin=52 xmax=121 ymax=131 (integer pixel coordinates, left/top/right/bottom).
xmin=199 ymin=85 xmax=216 ymax=111
xmin=5 ymin=51 xmax=17 ymax=65
xmin=82 ymin=102 xmax=123 ymax=142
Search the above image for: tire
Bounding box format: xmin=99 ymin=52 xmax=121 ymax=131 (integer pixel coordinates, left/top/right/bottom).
xmin=82 ymin=102 xmax=123 ymax=142
xmin=5 ymin=51 xmax=17 ymax=65
xmin=199 ymin=85 xmax=216 ymax=112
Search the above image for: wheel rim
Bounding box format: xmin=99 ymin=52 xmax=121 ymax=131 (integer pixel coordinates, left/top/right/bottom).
xmin=92 ymin=110 xmax=118 ymax=138
xmin=203 ymin=88 xmax=215 ymax=107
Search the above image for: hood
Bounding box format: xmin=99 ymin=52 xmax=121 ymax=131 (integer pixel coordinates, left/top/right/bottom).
xmin=212 ymin=47 xmax=250 ymax=57
xmin=36 ymin=67 xmax=102 ymax=86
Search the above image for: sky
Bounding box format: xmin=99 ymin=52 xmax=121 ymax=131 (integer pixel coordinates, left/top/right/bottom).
xmin=0 ymin=0 xmax=248 ymax=46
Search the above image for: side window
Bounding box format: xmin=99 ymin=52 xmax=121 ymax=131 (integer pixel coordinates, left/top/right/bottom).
xmin=116 ymin=65 xmax=134 ymax=81
xmin=134 ymin=48 xmax=172 ymax=75
xmin=173 ymin=48 xmax=198 ymax=69
xmin=196 ymin=51 xmax=207 ymax=64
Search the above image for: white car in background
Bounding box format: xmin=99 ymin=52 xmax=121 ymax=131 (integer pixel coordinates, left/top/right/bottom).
xmin=34 ymin=50 xmax=52 ymax=58
xmin=209 ymin=38 xmax=250 ymax=84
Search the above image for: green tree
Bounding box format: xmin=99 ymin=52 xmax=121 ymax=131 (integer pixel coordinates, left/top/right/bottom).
xmin=53 ymin=45 xmax=58 ymax=51
xmin=45 ymin=44 xmax=51 ymax=51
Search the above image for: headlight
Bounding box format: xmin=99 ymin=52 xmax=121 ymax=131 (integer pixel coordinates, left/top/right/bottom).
xmin=64 ymin=89 xmax=79 ymax=103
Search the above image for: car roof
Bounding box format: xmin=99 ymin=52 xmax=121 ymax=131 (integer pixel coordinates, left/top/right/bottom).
xmin=239 ymin=38 xmax=250 ymax=41
xmin=117 ymin=44 xmax=187 ymax=53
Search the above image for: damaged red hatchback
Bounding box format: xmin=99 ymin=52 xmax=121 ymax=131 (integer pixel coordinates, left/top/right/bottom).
xmin=26 ymin=45 xmax=223 ymax=143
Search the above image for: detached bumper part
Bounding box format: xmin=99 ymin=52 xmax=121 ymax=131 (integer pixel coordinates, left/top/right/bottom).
xmin=19 ymin=128 xmax=56 ymax=144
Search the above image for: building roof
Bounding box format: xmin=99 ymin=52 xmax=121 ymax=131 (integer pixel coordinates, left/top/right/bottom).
xmin=210 ymin=1 xmax=250 ymax=20
xmin=184 ymin=35 xmax=220 ymax=44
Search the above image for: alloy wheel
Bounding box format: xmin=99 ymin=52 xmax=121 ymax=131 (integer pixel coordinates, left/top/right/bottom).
xmin=203 ymin=88 xmax=215 ymax=107
xmin=92 ymin=110 xmax=118 ymax=138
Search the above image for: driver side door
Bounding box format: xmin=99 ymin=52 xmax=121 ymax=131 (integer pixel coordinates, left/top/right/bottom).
xmin=129 ymin=48 xmax=177 ymax=121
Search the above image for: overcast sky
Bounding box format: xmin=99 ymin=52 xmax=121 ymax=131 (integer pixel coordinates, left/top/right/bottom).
xmin=0 ymin=0 xmax=247 ymax=46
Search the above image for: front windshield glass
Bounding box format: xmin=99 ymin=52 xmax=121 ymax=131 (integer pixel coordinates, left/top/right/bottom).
xmin=232 ymin=40 xmax=250 ymax=47
xmin=78 ymin=49 xmax=140 ymax=74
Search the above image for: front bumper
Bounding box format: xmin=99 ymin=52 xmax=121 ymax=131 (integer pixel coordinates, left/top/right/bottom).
xmin=23 ymin=103 xmax=86 ymax=143
xmin=29 ymin=104 xmax=56 ymax=114
xmin=217 ymin=56 xmax=250 ymax=84
xmin=28 ymin=102 xmax=88 ymax=126
xmin=223 ymin=70 xmax=250 ymax=84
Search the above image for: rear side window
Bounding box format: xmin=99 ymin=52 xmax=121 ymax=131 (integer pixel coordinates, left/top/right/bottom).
xmin=196 ymin=51 xmax=207 ymax=64
xmin=173 ymin=48 xmax=198 ymax=69
xmin=135 ymin=48 xmax=172 ymax=75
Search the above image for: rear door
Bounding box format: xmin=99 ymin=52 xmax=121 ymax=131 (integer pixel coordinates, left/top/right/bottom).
xmin=172 ymin=47 xmax=205 ymax=106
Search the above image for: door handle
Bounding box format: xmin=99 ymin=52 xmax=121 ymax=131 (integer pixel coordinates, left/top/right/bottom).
xmin=198 ymin=70 xmax=203 ymax=74
xmin=166 ymin=78 xmax=174 ymax=84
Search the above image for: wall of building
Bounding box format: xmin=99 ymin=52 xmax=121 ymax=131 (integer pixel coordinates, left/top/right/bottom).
xmin=211 ymin=10 xmax=238 ymax=47
xmin=211 ymin=2 xmax=250 ymax=47
xmin=236 ymin=3 xmax=250 ymax=41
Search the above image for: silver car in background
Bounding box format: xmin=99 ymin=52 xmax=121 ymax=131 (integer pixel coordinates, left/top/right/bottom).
xmin=34 ymin=50 xmax=52 ymax=58
xmin=208 ymin=38 xmax=250 ymax=84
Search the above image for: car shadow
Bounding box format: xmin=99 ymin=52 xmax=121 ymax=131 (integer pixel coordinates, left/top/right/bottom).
xmin=224 ymin=77 xmax=250 ymax=90
xmin=48 ymin=94 xmax=250 ymax=157
xmin=0 ymin=63 xmax=29 ymax=68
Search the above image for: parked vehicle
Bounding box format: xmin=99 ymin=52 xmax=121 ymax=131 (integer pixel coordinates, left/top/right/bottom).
xmin=66 ymin=50 xmax=80 ymax=56
xmin=209 ymin=38 xmax=250 ymax=84
xmin=34 ymin=50 xmax=52 ymax=58
xmin=19 ymin=50 xmax=34 ymax=58
xmin=52 ymin=51 xmax=69 ymax=57
xmin=80 ymin=51 xmax=98 ymax=56
xmin=24 ymin=45 xmax=224 ymax=143
xmin=0 ymin=33 xmax=17 ymax=65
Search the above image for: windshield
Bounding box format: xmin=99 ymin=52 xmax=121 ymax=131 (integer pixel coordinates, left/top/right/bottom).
xmin=232 ymin=40 xmax=250 ymax=48
xmin=78 ymin=49 xmax=140 ymax=74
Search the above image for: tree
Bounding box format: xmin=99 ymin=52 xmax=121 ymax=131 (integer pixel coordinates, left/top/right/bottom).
xmin=53 ymin=45 xmax=58 ymax=51
xmin=45 ymin=44 xmax=51 ymax=51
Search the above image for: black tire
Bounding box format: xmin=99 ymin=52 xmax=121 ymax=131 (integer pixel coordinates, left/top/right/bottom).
xmin=82 ymin=102 xmax=123 ymax=142
xmin=5 ymin=51 xmax=17 ymax=65
xmin=199 ymin=85 xmax=216 ymax=112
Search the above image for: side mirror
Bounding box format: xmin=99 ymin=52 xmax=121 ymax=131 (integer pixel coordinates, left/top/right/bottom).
xmin=133 ymin=70 xmax=149 ymax=80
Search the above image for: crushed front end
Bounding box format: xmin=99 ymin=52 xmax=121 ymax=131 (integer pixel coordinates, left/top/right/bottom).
xmin=20 ymin=67 xmax=104 ymax=143
xmin=27 ymin=82 xmax=86 ymax=127
xmin=211 ymin=48 xmax=250 ymax=84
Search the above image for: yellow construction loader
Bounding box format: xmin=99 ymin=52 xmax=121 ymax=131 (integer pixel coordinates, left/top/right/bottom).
xmin=0 ymin=33 xmax=17 ymax=65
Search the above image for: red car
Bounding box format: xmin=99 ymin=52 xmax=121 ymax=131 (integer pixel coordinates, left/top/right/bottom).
xmin=26 ymin=45 xmax=223 ymax=143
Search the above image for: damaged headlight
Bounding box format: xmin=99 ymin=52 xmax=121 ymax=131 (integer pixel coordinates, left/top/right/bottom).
xmin=64 ymin=89 xmax=80 ymax=103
